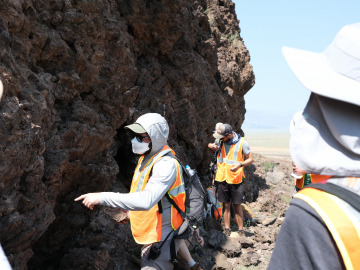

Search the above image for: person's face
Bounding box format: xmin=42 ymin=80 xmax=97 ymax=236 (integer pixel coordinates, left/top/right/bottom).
xmin=221 ymin=134 xmax=231 ymax=142
xmin=134 ymin=132 xmax=151 ymax=143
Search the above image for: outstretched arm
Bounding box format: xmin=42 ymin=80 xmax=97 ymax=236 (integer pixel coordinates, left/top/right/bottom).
xmin=74 ymin=157 xmax=177 ymax=211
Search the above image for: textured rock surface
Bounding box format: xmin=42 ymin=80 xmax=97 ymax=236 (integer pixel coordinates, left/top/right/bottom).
xmin=0 ymin=0 xmax=254 ymax=269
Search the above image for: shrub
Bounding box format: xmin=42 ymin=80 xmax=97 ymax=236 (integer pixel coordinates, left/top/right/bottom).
xmin=261 ymin=161 xmax=276 ymax=172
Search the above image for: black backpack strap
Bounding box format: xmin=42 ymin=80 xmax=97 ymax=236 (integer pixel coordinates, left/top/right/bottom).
xmin=158 ymin=151 xmax=186 ymax=217
xmin=170 ymin=237 xmax=177 ymax=263
xmin=165 ymin=193 xmax=186 ymax=218
xmin=307 ymin=183 xmax=360 ymax=212
xmin=150 ymin=151 xmax=174 ymax=214
xmin=158 ymin=200 xmax=163 ymax=214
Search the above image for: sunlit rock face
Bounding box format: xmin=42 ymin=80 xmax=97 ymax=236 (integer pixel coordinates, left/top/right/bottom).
xmin=0 ymin=0 xmax=254 ymax=268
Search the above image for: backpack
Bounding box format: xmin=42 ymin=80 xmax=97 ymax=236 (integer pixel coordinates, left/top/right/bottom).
xmin=183 ymin=165 xmax=207 ymax=229
xmin=206 ymin=186 xmax=223 ymax=220
xmin=161 ymin=152 xmax=207 ymax=233
xmin=154 ymin=152 xmax=207 ymax=262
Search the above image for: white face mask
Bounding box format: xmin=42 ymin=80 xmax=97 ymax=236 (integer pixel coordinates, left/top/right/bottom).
xmin=131 ymin=137 xmax=150 ymax=155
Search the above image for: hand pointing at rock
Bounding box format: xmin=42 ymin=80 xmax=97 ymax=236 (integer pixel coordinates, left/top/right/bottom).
xmin=75 ymin=193 xmax=101 ymax=210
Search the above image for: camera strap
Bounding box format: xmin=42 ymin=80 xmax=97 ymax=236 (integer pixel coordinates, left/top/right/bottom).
xmin=150 ymin=224 xmax=181 ymax=263
xmin=157 ymin=229 xmax=175 ymax=251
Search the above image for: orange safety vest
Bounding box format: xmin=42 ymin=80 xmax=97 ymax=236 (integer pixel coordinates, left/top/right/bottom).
xmin=296 ymin=174 xmax=332 ymax=189
xmin=129 ymin=145 xmax=186 ymax=244
xmin=215 ymin=137 xmax=245 ymax=184
xmin=294 ymin=177 xmax=360 ymax=270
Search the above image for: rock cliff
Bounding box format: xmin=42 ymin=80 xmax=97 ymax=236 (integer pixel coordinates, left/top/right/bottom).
xmin=0 ymin=0 xmax=254 ymax=269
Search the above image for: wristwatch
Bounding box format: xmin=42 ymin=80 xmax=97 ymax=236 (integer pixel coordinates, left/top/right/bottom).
xmin=240 ymin=162 xmax=243 ymax=167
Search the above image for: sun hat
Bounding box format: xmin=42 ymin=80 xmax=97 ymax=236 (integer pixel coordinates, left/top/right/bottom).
xmin=284 ymin=23 xmax=360 ymax=176
xmin=290 ymin=94 xmax=360 ymax=176
xmin=213 ymin=123 xmax=233 ymax=139
xmin=282 ymin=23 xmax=360 ymax=106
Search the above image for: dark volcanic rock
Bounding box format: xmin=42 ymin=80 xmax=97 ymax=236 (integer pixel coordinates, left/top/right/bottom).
xmin=0 ymin=0 xmax=254 ymax=269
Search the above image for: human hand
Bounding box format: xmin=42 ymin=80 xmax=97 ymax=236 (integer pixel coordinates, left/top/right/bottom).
xmin=292 ymin=164 xmax=307 ymax=176
xmin=196 ymin=233 xmax=204 ymax=247
xmin=230 ymin=163 xmax=241 ymax=172
xmin=74 ymin=193 xmax=101 ymax=210
xmin=208 ymin=143 xmax=219 ymax=151
xmin=118 ymin=211 xmax=129 ymax=224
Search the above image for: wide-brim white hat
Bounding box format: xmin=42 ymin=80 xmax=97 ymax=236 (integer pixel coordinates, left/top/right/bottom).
xmin=283 ymin=23 xmax=360 ymax=106
xmin=284 ymin=23 xmax=360 ymax=176
xmin=290 ymin=94 xmax=360 ymax=176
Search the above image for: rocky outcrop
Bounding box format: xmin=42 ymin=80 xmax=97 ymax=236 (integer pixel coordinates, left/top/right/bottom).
xmin=0 ymin=0 xmax=254 ymax=269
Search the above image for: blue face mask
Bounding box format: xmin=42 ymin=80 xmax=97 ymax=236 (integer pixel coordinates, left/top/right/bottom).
xmin=131 ymin=137 xmax=150 ymax=155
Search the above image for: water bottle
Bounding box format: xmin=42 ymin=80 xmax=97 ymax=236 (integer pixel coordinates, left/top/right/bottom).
xmin=185 ymin=165 xmax=195 ymax=176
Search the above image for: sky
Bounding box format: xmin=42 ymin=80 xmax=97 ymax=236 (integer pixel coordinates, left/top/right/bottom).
xmin=234 ymin=0 xmax=360 ymax=131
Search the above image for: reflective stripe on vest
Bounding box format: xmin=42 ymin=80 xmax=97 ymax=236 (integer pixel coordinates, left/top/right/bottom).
xmin=296 ymin=174 xmax=332 ymax=189
xmin=129 ymin=145 xmax=185 ymax=244
xmin=215 ymin=137 xmax=245 ymax=184
xmin=294 ymin=184 xmax=360 ymax=270
xmin=168 ymin=161 xmax=186 ymax=229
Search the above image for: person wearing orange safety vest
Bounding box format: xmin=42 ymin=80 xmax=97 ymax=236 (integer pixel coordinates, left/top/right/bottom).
xmin=208 ymin=123 xmax=253 ymax=236
xmin=295 ymin=174 xmax=332 ymax=190
xmin=75 ymin=113 xmax=186 ymax=270
xmin=292 ymin=163 xmax=332 ymax=193
xmin=268 ymin=23 xmax=360 ymax=270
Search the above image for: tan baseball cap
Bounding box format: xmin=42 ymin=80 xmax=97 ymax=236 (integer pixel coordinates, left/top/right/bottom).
xmin=213 ymin=123 xmax=233 ymax=139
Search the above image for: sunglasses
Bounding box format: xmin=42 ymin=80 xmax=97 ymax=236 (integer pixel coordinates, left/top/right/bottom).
xmin=135 ymin=134 xmax=150 ymax=142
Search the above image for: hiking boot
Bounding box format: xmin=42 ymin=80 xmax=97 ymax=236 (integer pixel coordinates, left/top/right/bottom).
xmin=190 ymin=262 xmax=205 ymax=270
xmin=223 ymin=228 xmax=231 ymax=236
xmin=237 ymin=229 xmax=246 ymax=237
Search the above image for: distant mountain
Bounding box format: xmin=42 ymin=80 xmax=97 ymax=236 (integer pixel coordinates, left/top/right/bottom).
xmin=242 ymin=109 xmax=293 ymax=131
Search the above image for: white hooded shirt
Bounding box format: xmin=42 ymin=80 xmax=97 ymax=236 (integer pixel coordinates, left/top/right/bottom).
xmin=99 ymin=113 xmax=178 ymax=241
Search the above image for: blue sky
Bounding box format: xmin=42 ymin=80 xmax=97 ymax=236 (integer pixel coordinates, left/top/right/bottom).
xmin=234 ymin=0 xmax=360 ymax=130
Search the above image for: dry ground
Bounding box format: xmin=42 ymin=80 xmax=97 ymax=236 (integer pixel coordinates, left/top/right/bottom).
xmin=193 ymin=147 xmax=295 ymax=269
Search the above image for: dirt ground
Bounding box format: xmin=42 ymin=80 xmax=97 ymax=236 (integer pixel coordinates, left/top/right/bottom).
xmin=239 ymin=152 xmax=294 ymax=269
xmin=190 ymin=151 xmax=295 ymax=270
